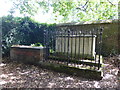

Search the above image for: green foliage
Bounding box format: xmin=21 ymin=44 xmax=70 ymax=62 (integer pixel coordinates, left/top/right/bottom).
xmin=49 ymin=49 xmax=55 ymax=53
xmin=10 ymin=0 xmax=118 ymax=23
xmin=31 ymin=43 xmax=43 ymax=47
xmin=101 ymin=22 xmax=119 ymax=56
xmin=2 ymin=15 xmax=55 ymax=56
xmin=11 ymin=0 xmax=39 ymax=16
xmin=52 ymin=1 xmax=76 ymax=22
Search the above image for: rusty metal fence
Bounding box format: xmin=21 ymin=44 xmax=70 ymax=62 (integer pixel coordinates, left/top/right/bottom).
xmin=44 ymin=26 xmax=103 ymax=70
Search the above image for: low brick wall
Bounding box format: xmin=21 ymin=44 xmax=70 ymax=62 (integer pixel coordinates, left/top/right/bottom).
xmin=10 ymin=46 xmax=45 ymax=64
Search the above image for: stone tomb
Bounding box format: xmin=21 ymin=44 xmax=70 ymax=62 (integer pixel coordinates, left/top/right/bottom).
xmin=10 ymin=46 xmax=44 ymax=63
xmin=55 ymin=35 xmax=96 ymax=57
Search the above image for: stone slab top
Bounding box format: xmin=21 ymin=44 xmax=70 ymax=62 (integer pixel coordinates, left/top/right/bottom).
xmin=56 ymin=19 xmax=120 ymax=27
xmin=56 ymin=35 xmax=96 ymax=37
xmin=11 ymin=45 xmax=44 ymax=49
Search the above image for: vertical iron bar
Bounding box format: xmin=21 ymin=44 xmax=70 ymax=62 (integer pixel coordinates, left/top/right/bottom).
xmin=67 ymin=30 xmax=70 ymax=65
xmin=48 ymin=30 xmax=50 ymax=60
xmin=91 ymin=29 xmax=94 ymax=61
xmin=74 ymin=31 xmax=77 ymax=59
xmin=49 ymin=30 xmax=52 ymax=53
xmin=57 ymin=30 xmax=60 ymax=64
xmin=82 ymin=31 xmax=85 ymax=60
xmin=98 ymin=28 xmax=103 ymax=70
xmin=95 ymin=29 xmax=98 ymax=63
xmin=43 ymin=29 xmax=46 ymax=61
xmin=60 ymin=30 xmax=63 ymax=53
xmin=71 ymin=30 xmax=73 ymax=59
xmin=45 ymin=29 xmax=49 ymax=61
xmin=48 ymin=30 xmax=51 ymax=63
xmin=57 ymin=30 xmax=60 ymax=54
xmin=75 ymin=31 xmax=78 ymax=66
xmin=51 ymin=30 xmax=54 ymax=54
xmin=56 ymin=30 xmax=60 ymax=64
xmin=50 ymin=30 xmax=54 ymax=63
xmin=59 ymin=30 xmax=61 ymax=64
xmin=64 ymin=30 xmax=66 ymax=64
xmin=78 ymin=31 xmax=81 ymax=60
xmin=53 ymin=31 xmax=56 ymax=52
xmin=54 ymin=30 xmax=57 ymax=62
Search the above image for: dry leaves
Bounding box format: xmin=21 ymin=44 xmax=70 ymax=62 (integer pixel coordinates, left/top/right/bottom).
xmin=0 ymin=57 xmax=119 ymax=88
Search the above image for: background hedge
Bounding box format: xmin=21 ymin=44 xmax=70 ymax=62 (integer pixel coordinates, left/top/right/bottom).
xmin=1 ymin=15 xmax=55 ymax=56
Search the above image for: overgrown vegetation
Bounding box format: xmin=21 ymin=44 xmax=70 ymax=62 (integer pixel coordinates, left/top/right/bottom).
xmin=1 ymin=15 xmax=55 ymax=56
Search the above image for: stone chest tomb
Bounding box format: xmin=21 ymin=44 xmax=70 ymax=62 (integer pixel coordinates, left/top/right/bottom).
xmin=55 ymin=34 xmax=96 ymax=58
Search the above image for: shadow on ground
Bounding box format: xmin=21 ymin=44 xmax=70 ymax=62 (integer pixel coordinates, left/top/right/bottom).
xmin=0 ymin=57 xmax=119 ymax=88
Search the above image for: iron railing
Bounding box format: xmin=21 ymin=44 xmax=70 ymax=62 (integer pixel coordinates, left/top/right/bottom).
xmin=44 ymin=27 xmax=103 ymax=70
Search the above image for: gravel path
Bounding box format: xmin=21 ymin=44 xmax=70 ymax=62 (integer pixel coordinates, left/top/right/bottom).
xmin=0 ymin=59 xmax=119 ymax=88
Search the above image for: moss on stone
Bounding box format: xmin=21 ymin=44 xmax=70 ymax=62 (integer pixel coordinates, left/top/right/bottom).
xmin=48 ymin=55 xmax=102 ymax=67
xmin=38 ymin=61 xmax=103 ymax=80
xmin=51 ymin=52 xmax=94 ymax=60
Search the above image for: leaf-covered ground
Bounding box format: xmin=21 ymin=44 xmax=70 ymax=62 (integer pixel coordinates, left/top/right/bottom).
xmin=0 ymin=57 xmax=119 ymax=88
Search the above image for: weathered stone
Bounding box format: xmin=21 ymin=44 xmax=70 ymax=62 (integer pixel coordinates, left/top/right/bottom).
xmin=56 ymin=35 xmax=96 ymax=57
xmin=10 ymin=46 xmax=45 ymax=64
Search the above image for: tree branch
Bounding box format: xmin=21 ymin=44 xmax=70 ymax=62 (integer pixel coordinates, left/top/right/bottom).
xmin=107 ymin=0 xmax=115 ymax=6
xmin=82 ymin=0 xmax=89 ymax=9
xmin=76 ymin=0 xmax=89 ymax=11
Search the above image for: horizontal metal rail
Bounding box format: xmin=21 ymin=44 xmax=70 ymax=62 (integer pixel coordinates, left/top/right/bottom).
xmin=44 ymin=27 xmax=103 ymax=70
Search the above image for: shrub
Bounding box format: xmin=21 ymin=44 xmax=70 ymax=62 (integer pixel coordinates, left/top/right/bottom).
xmin=2 ymin=15 xmax=55 ymax=56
